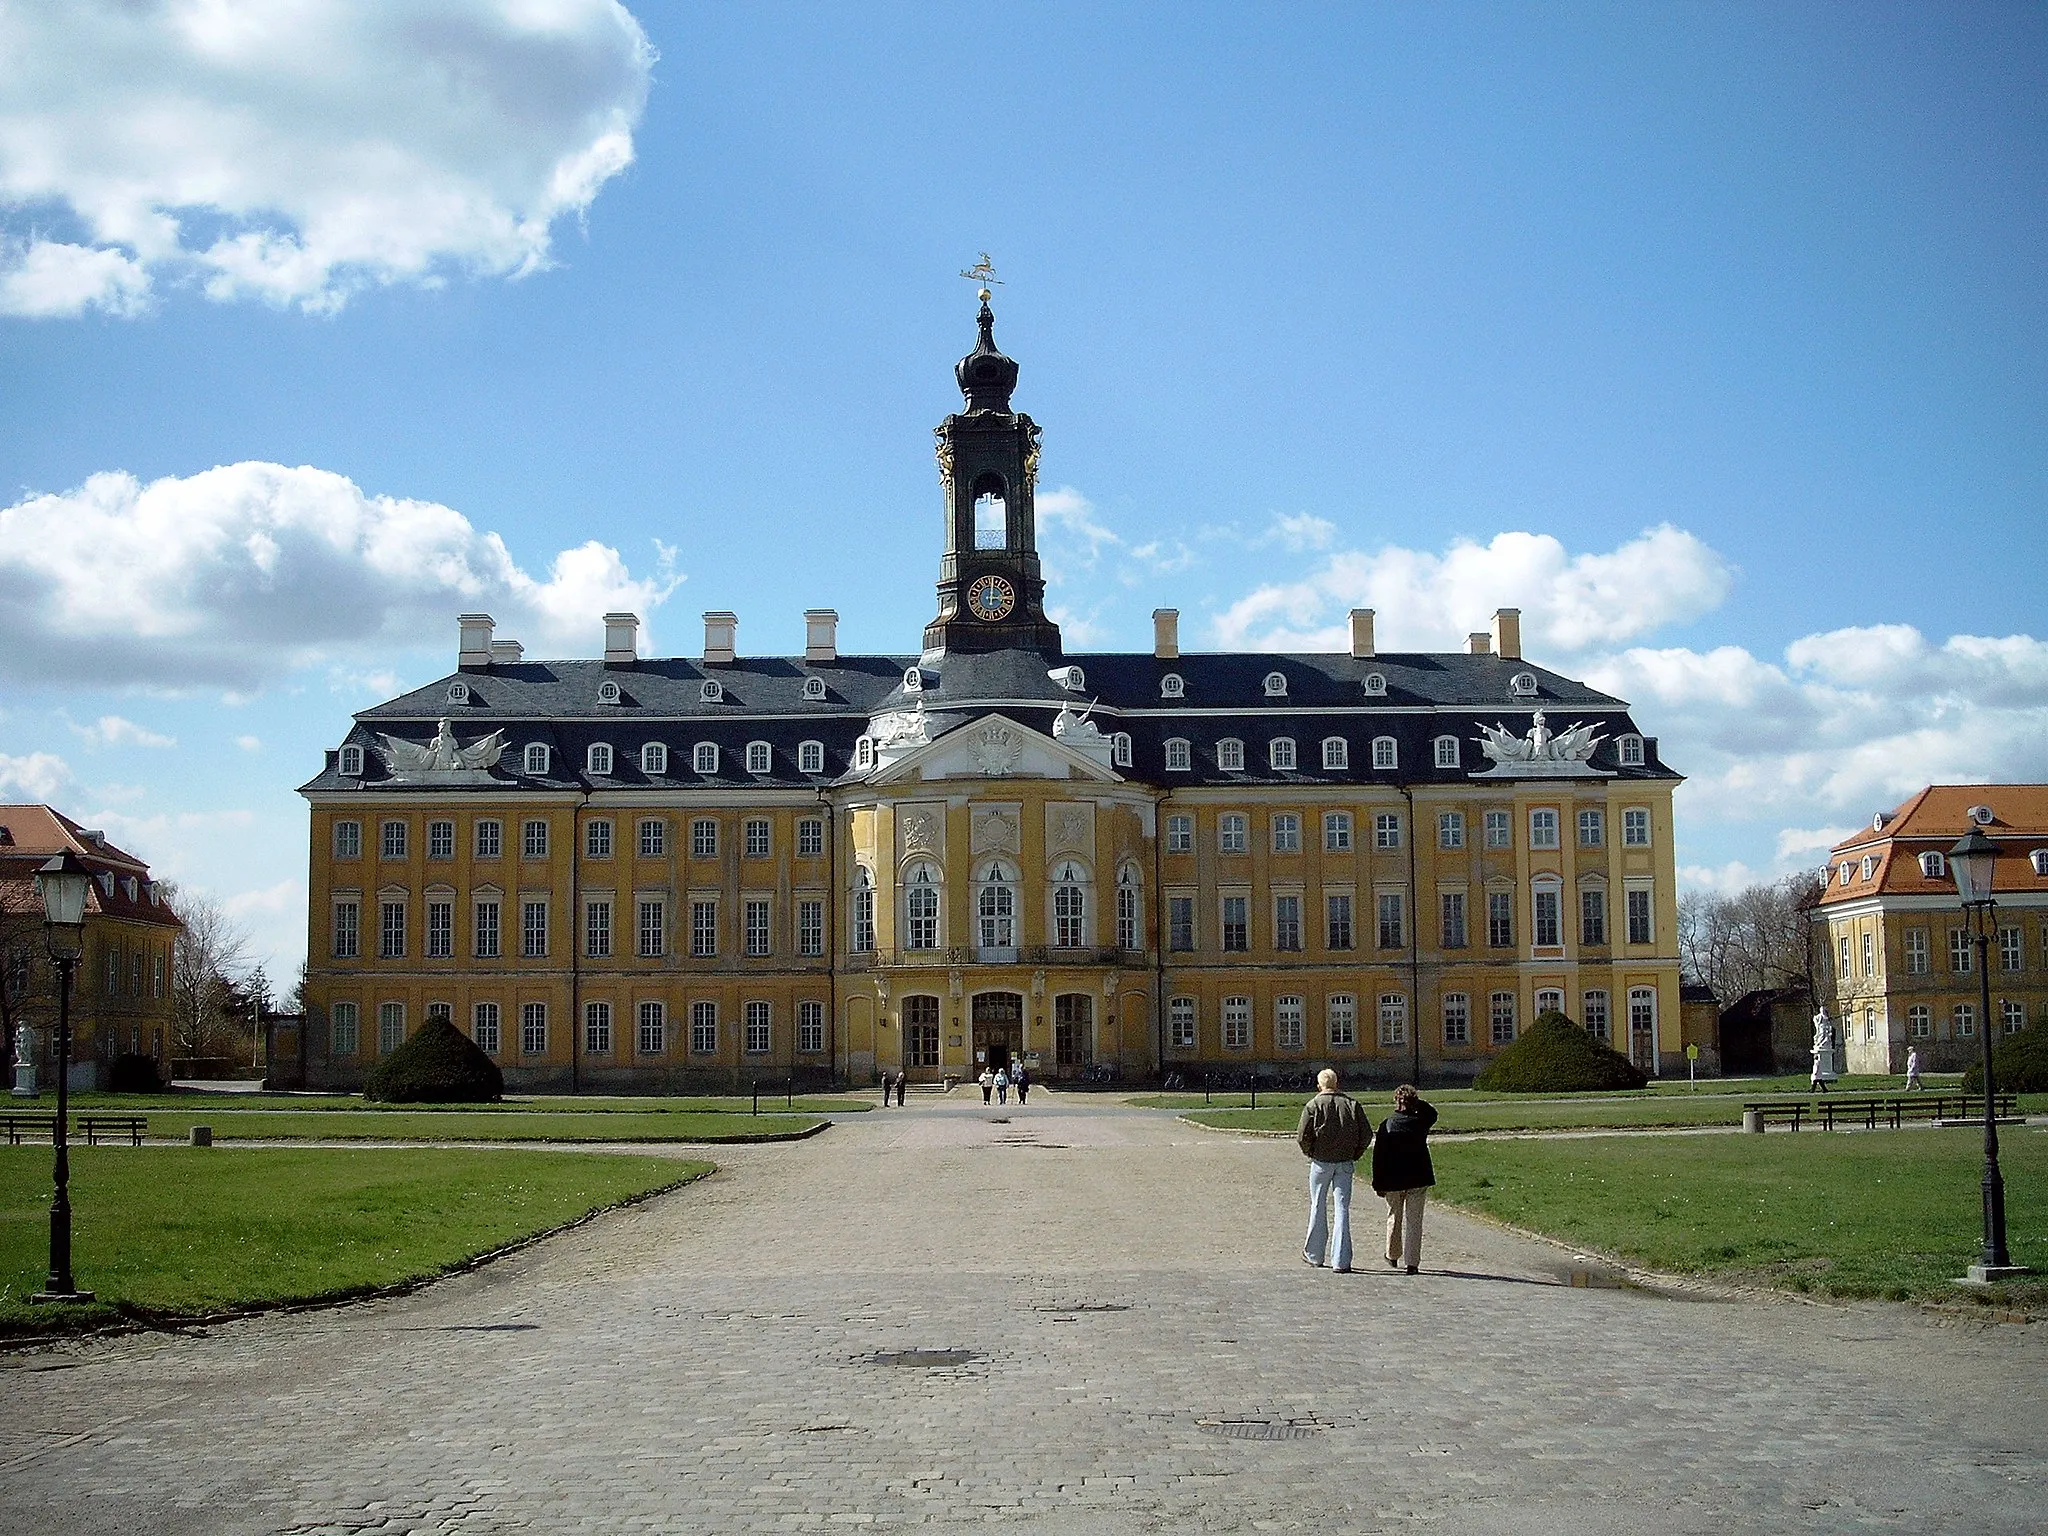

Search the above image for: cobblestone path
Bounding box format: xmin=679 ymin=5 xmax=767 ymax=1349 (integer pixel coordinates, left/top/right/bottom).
xmin=3 ymin=1096 xmax=2043 ymax=1533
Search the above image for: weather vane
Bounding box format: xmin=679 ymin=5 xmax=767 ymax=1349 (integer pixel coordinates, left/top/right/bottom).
xmin=959 ymin=252 xmax=1002 ymax=300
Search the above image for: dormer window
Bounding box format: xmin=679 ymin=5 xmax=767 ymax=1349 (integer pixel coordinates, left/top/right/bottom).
xmin=1053 ymin=665 xmax=1086 ymax=692
xmin=1433 ymin=735 xmax=1460 ymax=768
xmin=1165 ymin=738 xmax=1191 ymax=772
xmin=641 ymin=742 xmax=667 ymax=774
xmin=802 ymin=677 xmax=827 ymax=700
xmin=587 ymin=743 xmax=613 ymax=775
xmin=1216 ymin=738 xmax=1245 ymax=772
xmin=596 ymin=679 xmax=621 ymax=705
xmin=903 ymin=667 xmax=924 ymax=692
xmin=1372 ymin=736 xmax=1398 ymax=770
xmin=798 ymin=740 xmax=825 ymax=774
xmin=1160 ymin=673 xmax=1185 ymax=699
xmin=1270 ymin=737 xmax=1297 ymax=770
xmin=2031 ymin=849 xmax=2048 ymax=877
xmin=746 ymin=741 xmax=772 ymax=774
xmin=1262 ymin=671 xmax=1287 ymax=698
xmin=1322 ymin=737 xmax=1348 ymax=770
xmin=1919 ymin=851 xmax=1946 ymax=879
xmin=1112 ymin=732 xmax=1133 ymax=768
xmin=1617 ymin=734 xmax=1644 ymax=766
xmin=1860 ymin=855 xmax=1876 ymax=881
xmin=1969 ymin=804 xmax=1995 ymax=826
xmin=447 ymin=680 xmax=470 ymax=704
xmin=339 ymin=744 xmax=364 ymax=777
xmin=1362 ymin=672 xmax=1387 ymax=697
xmin=523 ymin=743 xmax=549 ymax=776
xmin=700 ymin=679 xmax=724 ymax=703
xmin=853 ymin=736 xmax=875 ymax=771
xmin=1510 ymin=672 xmax=1539 ymax=699
xmin=693 ymin=743 xmax=719 ymax=774
xmin=1837 ymin=862 xmax=1852 ymax=885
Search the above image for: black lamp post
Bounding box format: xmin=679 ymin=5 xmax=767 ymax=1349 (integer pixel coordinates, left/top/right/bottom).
xmin=1947 ymin=827 xmax=2029 ymax=1285
xmin=31 ymin=850 xmax=95 ymax=1304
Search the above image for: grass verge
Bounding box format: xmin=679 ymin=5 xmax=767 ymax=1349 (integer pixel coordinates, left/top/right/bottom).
xmin=1431 ymin=1128 xmax=2048 ymax=1307
xmin=0 ymin=1146 xmax=709 ymax=1335
xmin=53 ymin=1092 xmax=872 ymax=1114
xmin=92 ymin=1110 xmax=823 ymax=1143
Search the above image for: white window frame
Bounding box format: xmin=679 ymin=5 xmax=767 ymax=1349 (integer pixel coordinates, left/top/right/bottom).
xmin=1166 ymin=814 xmax=1193 ymax=854
xmin=1529 ymin=809 xmax=1560 ymax=850
xmin=693 ymin=742 xmax=719 ymax=774
xmin=1161 ymin=673 xmax=1185 ymax=698
xmin=587 ymin=742 xmax=613 ymax=775
xmin=1322 ymin=737 xmax=1348 ymax=770
xmin=1165 ymin=738 xmax=1191 ymax=772
xmin=1263 ymin=671 xmax=1288 ymax=697
xmin=1617 ymin=734 xmax=1644 ymax=766
xmin=798 ymin=740 xmax=825 ymax=774
xmin=1272 ymin=813 xmax=1301 ymax=853
xmin=1275 ymin=995 xmax=1305 ymax=1050
xmin=1372 ymin=736 xmax=1397 ymax=770
xmin=1222 ymin=996 xmax=1252 ymax=1050
xmin=1433 ymin=735 xmax=1460 ymax=768
xmin=1622 ymin=808 xmax=1651 ymax=847
xmin=1169 ymin=996 xmax=1197 ymax=1049
xmin=1269 ymin=737 xmax=1297 ymax=771
xmin=1326 ymin=993 xmax=1356 ymax=1048
xmin=1324 ymin=811 xmax=1352 ymax=852
xmin=1438 ymin=811 xmax=1464 ymax=850
xmin=1112 ymin=732 xmax=1133 ymax=768
xmin=339 ymin=744 xmax=364 ymax=777
xmin=1378 ymin=993 xmax=1407 ymax=1047
xmin=1216 ymin=738 xmax=1245 ymax=772
xmin=745 ymin=1001 xmax=772 ymax=1055
xmin=1219 ymin=814 xmax=1248 ymax=854
xmin=746 ymin=740 xmax=772 ymax=774
xmin=523 ymin=743 xmax=549 ymax=776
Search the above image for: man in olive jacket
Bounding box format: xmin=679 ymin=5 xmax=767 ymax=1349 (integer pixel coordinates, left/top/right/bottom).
xmin=1296 ymin=1068 xmax=1372 ymax=1272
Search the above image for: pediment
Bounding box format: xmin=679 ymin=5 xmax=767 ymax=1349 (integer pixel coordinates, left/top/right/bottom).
xmin=870 ymin=713 xmax=1122 ymax=785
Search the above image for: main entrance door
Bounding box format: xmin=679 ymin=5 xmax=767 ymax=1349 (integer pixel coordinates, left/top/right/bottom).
xmin=972 ymin=992 xmax=1023 ymax=1074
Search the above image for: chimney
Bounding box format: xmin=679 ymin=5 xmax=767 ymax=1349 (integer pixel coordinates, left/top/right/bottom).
xmin=1491 ymin=607 xmax=1522 ymax=660
xmin=805 ymin=609 xmax=839 ymax=662
xmin=1348 ymin=608 xmax=1375 ymax=659
xmin=703 ymin=610 xmax=737 ymax=664
xmin=458 ymin=613 xmax=495 ymax=670
xmin=489 ymin=638 xmax=524 ymax=664
xmin=1467 ymin=632 xmax=1492 ymax=655
xmin=1152 ymin=608 xmax=1180 ymax=660
xmin=603 ymin=612 xmax=640 ymax=667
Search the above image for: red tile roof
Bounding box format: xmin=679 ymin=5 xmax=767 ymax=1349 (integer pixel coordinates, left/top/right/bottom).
xmin=0 ymin=804 xmax=182 ymax=928
xmin=1817 ymin=785 xmax=2048 ymax=906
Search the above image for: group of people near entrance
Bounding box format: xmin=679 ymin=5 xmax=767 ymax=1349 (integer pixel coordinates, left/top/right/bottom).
xmin=1297 ymin=1068 xmax=1437 ymax=1274
xmin=978 ymin=1063 xmax=1028 ymax=1105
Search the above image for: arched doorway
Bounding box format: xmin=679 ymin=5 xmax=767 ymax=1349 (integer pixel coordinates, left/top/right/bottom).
xmin=972 ymin=992 xmax=1023 ymax=1074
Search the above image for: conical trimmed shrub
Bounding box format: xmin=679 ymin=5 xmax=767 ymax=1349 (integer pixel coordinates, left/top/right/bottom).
xmin=1962 ymin=1019 xmax=2048 ymax=1095
xmin=363 ymin=1016 xmax=504 ymax=1103
xmin=1475 ymin=1010 xmax=1650 ymax=1092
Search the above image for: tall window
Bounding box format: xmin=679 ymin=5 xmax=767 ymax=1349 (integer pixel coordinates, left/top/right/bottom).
xmin=522 ymin=819 xmax=549 ymax=859
xmin=381 ymin=820 xmax=408 ymax=859
xmin=1438 ymin=993 xmax=1468 ymax=1046
xmin=1438 ymin=811 xmax=1464 ymax=849
xmin=2003 ymin=1000 xmax=2026 ymax=1035
xmin=1374 ymin=813 xmax=1402 ymax=850
xmin=522 ymin=743 xmax=548 ymax=776
xmin=1440 ymin=891 xmax=1466 ymax=949
xmin=1533 ymin=887 xmax=1561 ymax=947
xmin=586 ymin=819 xmax=613 ymax=859
xmin=474 ymin=900 xmax=500 ymax=958
xmin=852 ymin=869 xmax=875 ymax=952
xmin=1326 ymin=893 xmax=1353 ymax=950
xmin=799 ymin=741 xmax=825 ymax=774
xmin=905 ymin=864 xmax=940 ymax=949
xmin=691 ymin=900 xmax=718 ymax=958
xmin=1949 ymin=928 xmax=1972 ymax=973
xmin=633 ymin=818 xmax=663 ymax=858
xmin=1327 ymin=994 xmax=1356 ymax=1048
xmin=379 ymin=900 xmax=406 ymax=959
xmin=1275 ymin=996 xmax=1305 ymax=1050
xmin=693 ymin=743 xmax=718 ymax=774
xmin=428 ymin=820 xmax=454 ymax=859
xmin=472 ymin=1002 xmax=500 ymax=1055
xmin=587 ymin=743 xmax=613 ymax=776
xmin=798 ymin=899 xmax=824 ymax=957
xmin=1434 ymin=736 xmax=1460 ymax=768
xmin=334 ymin=820 xmax=361 ymax=859
xmin=1999 ymin=927 xmax=2022 ymax=971
xmin=1483 ymin=810 xmax=1511 ymax=849
xmin=744 ymin=818 xmax=771 ymax=858
xmin=1577 ymin=809 xmax=1604 ymax=847
xmin=1270 ymin=738 xmax=1297 ymax=771
xmin=1219 ymin=814 xmax=1248 ymax=853
xmin=691 ymin=1001 xmax=717 ymax=1054
xmin=379 ymin=1002 xmax=405 ymax=1054
xmin=904 ymin=995 xmax=940 ymax=1066
xmin=1168 ymin=895 xmax=1195 ymax=952
xmin=1489 ymin=992 xmax=1517 ymax=1046
xmin=586 ymin=899 xmax=612 ymax=958
xmin=746 ymin=741 xmax=771 ymax=774
xmin=1581 ymin=889 xmax=1607 ymax=946
xmin=475 ymin=819 xmax=502 ymax=858
xmin=1372 ymin=736 xmax=1397 ymax=770
xmin=1222 ymin=996 xmax=1252 ymax=1050
xmin=797 ymin=817 xmax=824 ymax=857
xmin=1055 ymin=994 xmax=1093 ymax=1068
xmin=1169 ymin=996 xmax=1196 ymax=1049
xmin=1324 ymin=811 xmax=1352 ymax=851
xmin=638 ymin=900 xmax=665 ymax=957
xmin=745 ymin=1001 xmax=771 ymax=1054
xmin=1622 ymin=808 xmax=1651 ymax=846
xmin=1052 ymin=862 xmax=1088 ymax=949
xmin=526 ymin=1002 xmax=556 ymax=1053
xmin=1378 ymin=994 xmax=1407 ymax=1047
xmin=1529 ymin=809 xmax=1559 ymax=850
xmin=798 ymin=1000 xmax=825 ymax=1053
xmin=1626 ymin=888 xmax=1653 ymax=945
xmin=332 ymin=901 xmax=360 ymax=959
xmin=1166 ymin=814 xmax=1193 ymax=854
xmin=1216 ymin=739 xmax=1245 ymax=771
xmin=1906 ymin=928 xmax=1933 ymax=973
xmin=638 ymin=1001 xmax=666 ymax=1056
xmin=1861 ymin=930 xmax=1874 ymax=976
xmin=331 ymin=1002 xmax=361 ymax=1055
xmin=426 ymin=900 xmax=452 ymax=959
xmin=744 ymin=898 xmax=771 ymax=956
xmin=642 ymin=742 xmax=668 ymax=774
xmin=977 ymin=863 xmax=1017 ymax=948
xmin=1487 ymin=891 xmax=1512 ymax=947
xmin=1221 ymin=895 xmax=1249 ymax=951
xmin=1322 ymin=737 xmax=1348 ymax=770
xmin=522 ymin=900 xmax=548 ymax=957
xmin=1274 ymin=894 xmax=1301 ymax=952
xmin=691 ymin=818 xmax=718 ymax=858
xmin=584 ymin=1001 xmax=612 ymax=1055
xmin=1908 ymin=1004 xmax=1931 ymax=1039
xmin=1272 ymin=813 xmax=1301 ymax=852
xmin=1618 ymin=735 xmax=1644 ymax=765
xmin=1583 ymin=990 xmax=1610 ymax=1041
xmin=1629 ymin=989 xmax=1658 ymax=1053
xmin=1165 ymin=739 xmax=1191 ymax=772
xmin=1952 ymin=1002 xmax=1976 ymax=1038
xmin=1115 ymin=869 xmax=1141 ymax=952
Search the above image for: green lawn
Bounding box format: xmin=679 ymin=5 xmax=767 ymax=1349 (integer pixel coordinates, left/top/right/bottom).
xmin=0 ymin=1146 xmax=708 ymax=1334
xmin=1431 ymin=1128 xmax=2048 ymax=1305
xmin=17 ymin=1109 xmax=825 ymax=1143
xmin=54 ymin=1091 xmax=873 ymax=1114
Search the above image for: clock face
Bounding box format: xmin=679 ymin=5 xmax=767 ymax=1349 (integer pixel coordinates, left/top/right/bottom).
xmin=966 ymin=574 xmax=1016 ymax=622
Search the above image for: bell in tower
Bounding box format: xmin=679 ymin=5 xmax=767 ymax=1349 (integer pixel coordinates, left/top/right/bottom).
xmin=924 ymin=291 xmax=1062 ymax=656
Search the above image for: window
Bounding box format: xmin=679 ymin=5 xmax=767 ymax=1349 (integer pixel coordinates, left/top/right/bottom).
xmin=642 ymin=742 xmax=667 ymax=774
xmin=1949 ymin=928 xmax=1972 ymax=973
xmin=1272 ymin=813 xmax=1301 ymax=853
xmin=1319 ymin=993 xmax=1353 ymax=1048
xmin=1326 ymin=893 xmax=1354 ymax=950
xmin=799 ymin=899 xmax=824 ymax=957
xmin=339 ymin=744 xmax=364 ymax=777
xmin=379 ymin=1002 xmax=405 ymax=1054
xmin=334 ymin=821 xmax=364 ymax=859
xmin=636 ymin=818 xmax=665 ymax=858
xmin=1484 ymin=810 xmax=1511 ymax=849
xmin=1487 ymin=890 xmax=1513 ymax=947
xmin=637 ymin=1001 xmax=666 ymax=1056
xmin=1999 ymin=927 xmax=2022 ymax=971
xmin=1861 ymin=931 xmax=1874 ymax=977
xmin=586 ymin=819 xmax=613 ymax=859
xmin=1161 ymin=673 xmax=1186 ymax=699
xmin=1217 ymin=739 xmax=1245 ymax=771
xmin=968 ymin=863 xmax=1014 ymax=950
xmin=1116 ymin=870 xmax=1141 ymax=951
xmin=592 ymin=679 xmax=616 ymax=705
xmin=1276 ymin=996 xmax=1305 ymax=1050
xmin=1222 ymin=894 xmax=1249 ymax=951
xmin=1112 ymin=732 xmax=1133 ymax=768
xmin=798 ymin=1000 xmax=825 ymax=1053
xmin=1169 ymin=895 xmax=1195 ymax=952
xmin=742 ymin=741 xmax=770 ymax=775
xmin=797 ymin=817 xmax=824 ymax=857
xmin=1953 ymin=1002 xmax=1975 ymax=1039
xmin=1864 ymin=1008 xmax=1877 ymax=1042
xmin=1580 ymin=888 xmax=1607 ymax=946
xmin=522 ymin=900 xmax=548 ymax=958
xmin=694 ymin=743 xmax=719 ymax=774
xmin=1433 ymin=735 xmax=1460 ymax=768
xmin=1905 ymin=927 xmax=1929 ymax=974
xmin=1377 ymin=892 xmax=1405 ymax=949
xmin=1836 ymin=934 xmax=1850 ymax=976
xmin=744 ymin=818 xmax=771 ymax=858
xmin=700 ymin=680 xmax=723 ymax=703
xmin=1222 ymin=996 xmax=1252 ymax=1050
xmin=974 ymin=483 xmax=1007 ymax=548
xmin=1535 ymin=987 xmax=1564 ymax=1018
xmin=426 ymin=900 xmax=452 ymax=959
xmin=1219 ymin=814 xmax=1248 ymax=853
xmin=1322 ymin=737 xmax=1348 ymax=770
xmin=1439 ymin=890 xmax=1466 ymax=948
xmin=1577 ymin=809 xmax=1604 ymax=847
xmin=1378 ymin=993 xmax=1407 ymax=1047
xmin=517 ymin=1002 xmax=546 ymax=1055
xmin=637 ymin=899 xmax=665 ymax=957
xmin=523 ymin=743 xmax=549 ymax=776
xmin=1263 ymin=671 xmax=1288 ymax=697
xmin=1489 ymin=992 xmax=1517 ymax=1046
xmin=854 ymin=737 xmax=875 ymax=771
xmin=584 ymin=1001 xmax=612 ymax=1055
xmin=474 ymin=900 xmax=500 ymax=959
xmin=1623 ymin=809 xmax=1651 ymax=847
xmin=1583 ymin=990 xmax=1610 ymax=1042
xmin=793 ymin=740 xmax=824 ymax=776
xmin=1859 ymin=855 xmax=1876 ymax=881
xmin=472 ymin=1002 xmax=500 ymax=1055
xmin=691 ymin=899 xmax=718 ymax=957
xmin=1372 ymin=736 xmax=1397 ymax=770
xmin=379 ymin=900 xmax=406 ymax=959
xmin=332 ymin=901 xmax=360 ymax=959
xmin=904 ymin=995 xmax=940 ymax=1066
xmin=691 ymin=818 xmax=718 ymax=858
xmin=905 ymin=864 xmax=941 ymax=949
xmin=2003 ymin=1000 xmax=2026 ymax=1035
xmin=1442 ymin=994 xmax=1470 ymax=1046
xmin=381 ymin=820 xmax=408 ymax=859
xmin=1626 ymin=888 xmax=1653 ymax=945
xmin=587 ymin=743 xmax=613 ymax=775
xmin=1374 ymin=813 xmax=1402 ymax=850
xmin=1169 ymin=997 xmax=1197 ymax=1049
xmin=1323 ymin=811 xmax=1352 ymax=851
xmin=744 ymin=898 xmax=771 ymax=956
xmin=1908 ymin=1004 xmax=1931 ymax=1039
xmin=1919 ymin=850 xmax=1945 ymax=879
xmin=427 ymin=820 xmax=454 ymax=860
xmin=1629 ymin=988 xmax=1657 ymax=1049
xmin=586 ymin=899 xmax=612 ymax=958
xmin=851 ymin=870 xmax=875 ymax=952
xmin=1534 ymin=886 xmax=1561 ymax=947
xmin=1438 ymin=812 xmax=1464 ymax=850
xmin=1510 ymin=672 xmax=1538 ymax=698
xmin=1838 ymin=862 xmax=1852 ymax=886
xmin=331 ymin=1001 xmax=360 ymax=1055
xmin=1165 ymin=738 xmax=1192 ymax=772
xmin=745 ymin=1001 xmax=771 ymax=1055
xmin=522 ymin=819 xmax=549 ymax=859
xmin=475 ymin=819 xmax=502 ymax=858
xmin=1270 ymin=738 xmax=1297 ymax=771
xmin=690 ymin=1001 xmax=718 ymax=1054
xmin=1275 ymin=894 xmax=1302 ymax=951
xmin=2034 ymin=849 xmax=2048 ymax=876
xmin=1362 ymin=671 xmax=1387 ymax=696
xmin=1529 ymin=809 xmax=1559 ymax=850
xmin=1053 ymin=863 xmax=1088 ymax=948
xmin=1167 ymin=814 xmax=1193 ymax=853
xmin=1617 ymin=734 xmax=1644 ymax=766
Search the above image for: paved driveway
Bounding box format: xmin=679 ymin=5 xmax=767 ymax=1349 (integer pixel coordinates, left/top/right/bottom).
xmin=4 ymin=1096 xmax=2044 ymax=1534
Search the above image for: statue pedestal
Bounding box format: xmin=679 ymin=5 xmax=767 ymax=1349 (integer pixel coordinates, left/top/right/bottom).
xmin=11 ymin=1061 xmax=36 ymax=1097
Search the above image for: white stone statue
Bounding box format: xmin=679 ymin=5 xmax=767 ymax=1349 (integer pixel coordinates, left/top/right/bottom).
xmin=377 ymin=719 xmax=507 ymax=779
xmin=1472 ymin=710 xmax=1608 ymax=779
xmin=13 ymin=1022 xmax=31 ymax=1063
xmin=1810 ymin=1007 xmax=1838 ymax=1086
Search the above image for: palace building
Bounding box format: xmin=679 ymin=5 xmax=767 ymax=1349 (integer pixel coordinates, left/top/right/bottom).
xmin=299 ymin=298 xmax=1685 ymax=1091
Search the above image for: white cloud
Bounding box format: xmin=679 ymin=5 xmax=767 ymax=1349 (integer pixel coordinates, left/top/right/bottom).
xmin=0 ymin=462 xmax=683 ymax=688
xmin=1260 ymin=513 xmax=1337 ymax=553
xmin=1037 ymin=485 xmax=1199 ymax=588
xmin=0 ymin=751 xmax=72 ymax=800
xmin=0 ymin=0 xmax=652 ymax=316
xmin=235 ymin=735 xmax=262 ymax=752
xmin=1678 ymin=860 xmax=1766 ymax=897
xmin=68 ymin=714 xmax=176 ymax=749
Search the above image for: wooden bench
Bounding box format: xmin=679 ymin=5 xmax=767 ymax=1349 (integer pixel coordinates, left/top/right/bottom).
xmin=76 ymin=1114 xmax=147 ymax=1147
xmin=1741 ymin=1100 xmax=1808 ymax=1131
xmin=1815 ymin=1093 xmax=2017 ymax=1131
xmin=1 ymin=1112 xmax=57 ymax=1145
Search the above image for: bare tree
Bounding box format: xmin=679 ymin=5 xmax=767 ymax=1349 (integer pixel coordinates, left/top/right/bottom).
xmin=1680 ymin=873 xmax=1822 ymax=1006
xmin=158 ymin=880 xmax=256 ymax=1062
xmin=0 ymin=890 xmax=48 ymax=1070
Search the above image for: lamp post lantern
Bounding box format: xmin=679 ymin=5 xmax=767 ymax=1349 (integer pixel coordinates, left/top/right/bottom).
xmin=1947 ymin=827 xmax=2029 ymax=1285
xmin=30 ymin=850 xmax=95 ymax=1303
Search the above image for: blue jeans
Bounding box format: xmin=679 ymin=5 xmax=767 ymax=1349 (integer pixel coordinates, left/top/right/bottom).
xmin=1305 ymin=1159 xmax=1354 ymax=1269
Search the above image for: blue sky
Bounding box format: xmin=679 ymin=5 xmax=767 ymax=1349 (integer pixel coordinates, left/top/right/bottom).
xmin=3 ymin=1 xmax=2044 ymax=983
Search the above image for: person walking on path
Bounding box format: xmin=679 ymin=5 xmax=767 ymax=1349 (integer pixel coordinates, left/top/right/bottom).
xmin=995 ymin=1065 xmax=1010 ymax=1105
xmin=979 ymin=1066 xmax=995 ymax=1104
xmin=1905 ymin=1047 xmax=1924 ymax=1091
xmin=1296 ymin=1068 xmax=1372 ymax=1272
xmin=1014 ymin=1063 xmax=1030 ymax=1105
xmin=1371 ymin=1084 xmax=1438 ymax=1275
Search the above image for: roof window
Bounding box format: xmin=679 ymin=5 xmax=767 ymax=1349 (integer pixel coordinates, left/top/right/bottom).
xmin=338 ymin=744 xmax=363 ymax=777
xmin=2032 ymin=850 xmax=2048 ymax=877
xmin=1160 ymin=673 xmax=1185 ymax=699
xmin=1361 ymin=672 xmax=1386 ymax=697
xmin=1262 ymin=671 xmax=1287 ymax=698
xmin=802 ymin=677 xmax=827 ymax=700
xmin=1510 ymin=672 xmax=1538 ymax=699
xmin=1918 ymin=851 xmax=1945 ymax=879
xmin=1969 ymin=804 xmax=1995 ymax=826
xmin=596 ymin=679 xmax=621 ymax=705
xmin=447 ymin=680 xmax=470 ymax=704
xmin=700 ymin=679 xmax=724 ymax=703
xmin=1617 ymin=734 xmax=1644 ymax=766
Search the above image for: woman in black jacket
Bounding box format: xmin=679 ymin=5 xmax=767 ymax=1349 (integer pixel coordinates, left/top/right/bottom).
xmin=1370 ymin=1085 xmax=1437 ymax=1274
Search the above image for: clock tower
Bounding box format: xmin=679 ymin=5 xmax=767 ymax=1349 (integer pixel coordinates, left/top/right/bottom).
xmin=923 ymin=294 xmax=1062 ymax=655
